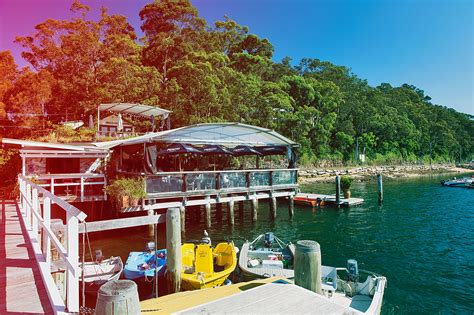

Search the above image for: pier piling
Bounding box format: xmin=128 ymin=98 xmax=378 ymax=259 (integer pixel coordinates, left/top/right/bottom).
xmin=205 ymin=199 xmax=211 ymax=228
xmin=288 ymin=195 xmax=294 ymax=217
xmin=227 ymin=200 xmax=235 ymax=225
xmin=377 ymin=174 xmax=383 ymax=204
xmin=166 ymin=208 xmax=182 ymax=294
xmin=335 ymin=175 xmax=341 ymax=206
xmin=270 ymin=196 xmax=277 ymax=219
xmin=147 ymin=210 xmax=154 ymax=237
xmin=294 ymin=240 xmax=322 ymax=295
xmin=179 ymin=205 xmax=185 ymax=233
xmin=251 ymin=197 xmax=258 ymax=222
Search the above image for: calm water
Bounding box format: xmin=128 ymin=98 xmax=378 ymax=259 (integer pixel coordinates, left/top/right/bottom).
xmin=88 ymin=173 xmax=474 ymax=314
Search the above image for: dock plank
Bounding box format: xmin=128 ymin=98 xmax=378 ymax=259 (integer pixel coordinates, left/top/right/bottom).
xmin=0 ymin=199 xmax=53 ymax=314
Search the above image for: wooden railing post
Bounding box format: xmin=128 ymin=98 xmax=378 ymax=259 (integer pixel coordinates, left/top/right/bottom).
xmin=26 ymin=184 xmax=31 ymax=229
xmin=269 ymin=170 xmax=273 ymax=186
xmin=246 ymin=172 xmax=251 ymax=188
xmin=19 ymin=179 xmax=25 ymax=214
xmin=50 ymin=178 xmax=54 ymax=195
xmin=66 ymin=213 xmax=79 ymax=313
xmin=216 ymin=172 xmax=221 ymax=190
xmin=32 ymin=188 xmax=39 ymax=240
xmin=43 ymin=197 xmax=52 ymax=269
xmin=182 ymin=174 xmax=187 ymax=192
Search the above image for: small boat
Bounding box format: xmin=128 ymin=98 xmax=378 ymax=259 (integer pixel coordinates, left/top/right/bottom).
xmin=466 ymin=181 xmax=474 ymax=188
xmin=239 ymin=232 xmax=295 ymax=279
xmin=80 ymin=252 xmax=123 ymax=297
xmin=294 ymin=195 xmax=318 ymax=206
xmin=124 ymin=242 xmax=167 ymax=281
xmin=441 ymin=176 xmax=474 ymax=187
xmin=181 ymin=233 xmax=237 ymax=291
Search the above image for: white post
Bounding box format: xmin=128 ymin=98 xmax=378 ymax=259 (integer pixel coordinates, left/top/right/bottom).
xmin=51 ymin=178 xmax=55 ymax=195
xmin=22 ymin=156 xmax=26 ymax=176
xmin=19 ymin=179 xmax=25 ymax=214
xmin=32 ymin=188 xmax=39 ymax=241
xmin=66 ymin=213 xmax=79 ymax=313
xmin=43 ymin=197 xmax=51 ymax=268
xmin=26 ymin=184 xmax=31 ymax=229
xmin=80 ymin=177 xmax=84 ymax=202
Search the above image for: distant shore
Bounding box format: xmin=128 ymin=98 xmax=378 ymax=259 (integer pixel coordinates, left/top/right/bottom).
xmin=298 ymin=164 xmax=474 ymax=184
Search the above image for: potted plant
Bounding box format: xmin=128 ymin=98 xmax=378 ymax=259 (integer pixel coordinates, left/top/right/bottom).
xmin=105 ymin=178 xmax=146 ymax=208
xmin=340 ymin=176 xmax=353 ymax=199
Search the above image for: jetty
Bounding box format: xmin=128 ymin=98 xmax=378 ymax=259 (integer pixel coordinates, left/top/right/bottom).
xmin=295 ymin=193 xmax=364 ymax=207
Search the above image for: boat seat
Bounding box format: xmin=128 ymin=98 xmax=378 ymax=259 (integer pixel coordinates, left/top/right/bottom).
xmin=195 ymin=244 xmax=214 ymax=274
xmin=321 ymin=266 xmax=337 ymax=292
xmin=182 ymin=243 xmax=195 ymax=271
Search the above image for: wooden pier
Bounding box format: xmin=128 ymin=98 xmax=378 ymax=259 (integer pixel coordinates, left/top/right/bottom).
xmin=0 ymin=198 xmax=53 ymax=314
xmin=295 ymin=193 xmax=364 ymax=207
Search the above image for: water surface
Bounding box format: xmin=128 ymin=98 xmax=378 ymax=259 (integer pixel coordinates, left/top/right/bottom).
xmin=88 ymin=174 xmax=474 ymax=314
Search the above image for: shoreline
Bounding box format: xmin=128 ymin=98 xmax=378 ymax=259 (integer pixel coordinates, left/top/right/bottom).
xmin=298 ymin=164 xmax=474 ymax=184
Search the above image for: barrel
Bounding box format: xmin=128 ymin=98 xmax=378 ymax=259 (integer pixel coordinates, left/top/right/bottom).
xmin=95 ymin=280 xmax=140 ymax=315
xmin=294 ymin=240 xmax=322 ymax=294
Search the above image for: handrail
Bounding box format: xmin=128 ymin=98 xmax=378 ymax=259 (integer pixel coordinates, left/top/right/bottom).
xmin=140 ymin=168 xmax=298 ymax=176
xmin=33 ymin=173 xmax=105 ymax=180
xmin=18 ymin=175 xmax=87 ymax=313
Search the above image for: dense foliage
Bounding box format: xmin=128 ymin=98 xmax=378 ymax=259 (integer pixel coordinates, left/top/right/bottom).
xmin=0 ymin=0 xmax=472 ymax=165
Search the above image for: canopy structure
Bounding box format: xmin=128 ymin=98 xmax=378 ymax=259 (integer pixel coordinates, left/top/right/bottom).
xmin=98 ymin=103 xmax=171 ymax=131
xmin=93 ymin=123 xmax=297 ymax=149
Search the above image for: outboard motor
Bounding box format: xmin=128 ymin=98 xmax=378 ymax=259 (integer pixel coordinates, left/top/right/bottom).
xmin=264 ymin=232 xmax=274 ymax=248
xmin=146 ymin=241 xmax=156 ymax=252
xmin=95 ymin=249 xmax=103 ymax=263
xmin=200 ymin=230 xmax=211 ymax=245
xmin=347 ymin=259 xmax=359 ymax=282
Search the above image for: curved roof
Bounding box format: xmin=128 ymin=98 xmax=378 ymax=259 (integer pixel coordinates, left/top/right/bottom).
xmin=93 ymin=123 xmax=296 ymax=149
xmin=99 ymin=103 xmax=171 ymax=118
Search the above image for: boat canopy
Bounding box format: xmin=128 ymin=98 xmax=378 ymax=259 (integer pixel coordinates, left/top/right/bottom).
xmin=93 ymin=123 xmax=297 ymax=149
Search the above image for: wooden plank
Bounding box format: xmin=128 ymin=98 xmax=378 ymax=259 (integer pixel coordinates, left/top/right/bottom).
xmin=1 ymin=200 xmax=57 ymax=314
xmin=78 ymin=214 xmax=165 ymax=233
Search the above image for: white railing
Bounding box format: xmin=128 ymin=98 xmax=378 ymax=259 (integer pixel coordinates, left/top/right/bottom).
xmin=18 ymin=175 xmax=87 ymax=314
xmin=31 ymin=173 xmax=107 ymax=202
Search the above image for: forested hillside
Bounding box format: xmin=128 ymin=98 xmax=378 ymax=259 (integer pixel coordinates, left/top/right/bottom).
xmin=0 ymin=0 xmax=472 ymax=165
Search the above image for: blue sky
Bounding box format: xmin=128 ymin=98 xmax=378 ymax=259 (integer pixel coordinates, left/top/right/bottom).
xmin=0 ymin=0 xmax=472 ymax=114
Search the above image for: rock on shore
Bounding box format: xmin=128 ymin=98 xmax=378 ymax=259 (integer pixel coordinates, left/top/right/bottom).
xmin=298 ymin=164 xmax=473 ymax=183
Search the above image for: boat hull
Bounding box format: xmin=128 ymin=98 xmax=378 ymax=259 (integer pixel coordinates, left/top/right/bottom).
xmin=124 ymin=249 xmax=167 ymax=280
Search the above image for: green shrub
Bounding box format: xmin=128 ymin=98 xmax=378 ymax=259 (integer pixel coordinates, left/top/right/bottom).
xmin=340 ymin=176 xmax=353 ymax=191
xmin=104 ymin=177 xmax=146 ymax=206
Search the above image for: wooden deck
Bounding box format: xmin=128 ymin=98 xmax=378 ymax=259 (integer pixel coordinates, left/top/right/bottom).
xmin=295 ymin=193 xmax=364 ymax=207
xmin=0 ymin=198 xmax=53 ymax=314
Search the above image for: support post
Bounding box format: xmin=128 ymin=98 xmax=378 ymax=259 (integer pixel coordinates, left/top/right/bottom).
xmin=43 ymin=197 xmax=52 ymax=269
xmin=251 ymin=196 xmax=258 ymax=222
xmin=66 ymin=213 xmax=79 ymax=313
xmin=179 ymin=205 xmax=185 ymax=233
xmin=147 ymin=210 xmax=154 ymax=237
xmin=32 ymin=188 xmax=39 ymax=240
xmin=205 ymin=197 xmax=211 ymax=228
xmin=80 ymin=177 xmax=84 ymax=202
xmin=335 ymin=175 xmax=341 ymax=206
xmin=51 ymin=178 xmax=55 ymax=195
xmin=288 ymin=195 xmax=295 ymax=217
xmin=294 ymin=240 xmax=322 ymax=295
xmin=377 ymin=174 xmax=383 ymax=205
xmin=25 ymin=184 xmax=31 ymax=229
xmin=270 ymin=196 xmax=277 ymax=219
xmin=227 ymin=200 xmax=235 ymax=225
xmin=166 ymin=208 xmax=182 ymax=294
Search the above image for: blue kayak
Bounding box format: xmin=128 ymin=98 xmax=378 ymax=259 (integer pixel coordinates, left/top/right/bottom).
xmin=124 ymin=249 xmax=167 ymax=280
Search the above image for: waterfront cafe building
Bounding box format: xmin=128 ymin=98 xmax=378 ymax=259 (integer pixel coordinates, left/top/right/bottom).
xmin=2 ymin=105 xmax=299 ymax=216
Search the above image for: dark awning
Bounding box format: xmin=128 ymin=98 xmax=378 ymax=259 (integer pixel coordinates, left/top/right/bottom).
xmin=231 ymin=145 xmax=263 ymax=156
xmin=255 ymin=146 xmax=287 ymax=156
xmin=156 ymin=143 xmax=203 ymax=155
xmin=200 ymin=145 xmax=234 ymax=155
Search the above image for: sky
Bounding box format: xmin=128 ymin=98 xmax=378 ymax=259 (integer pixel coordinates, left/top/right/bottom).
xmin=0 ymin=0 xmax=472 ymax=115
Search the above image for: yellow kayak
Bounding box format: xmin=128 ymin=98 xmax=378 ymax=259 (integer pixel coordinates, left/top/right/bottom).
xmin=181 ymin=241 xmax=237 ymax=291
